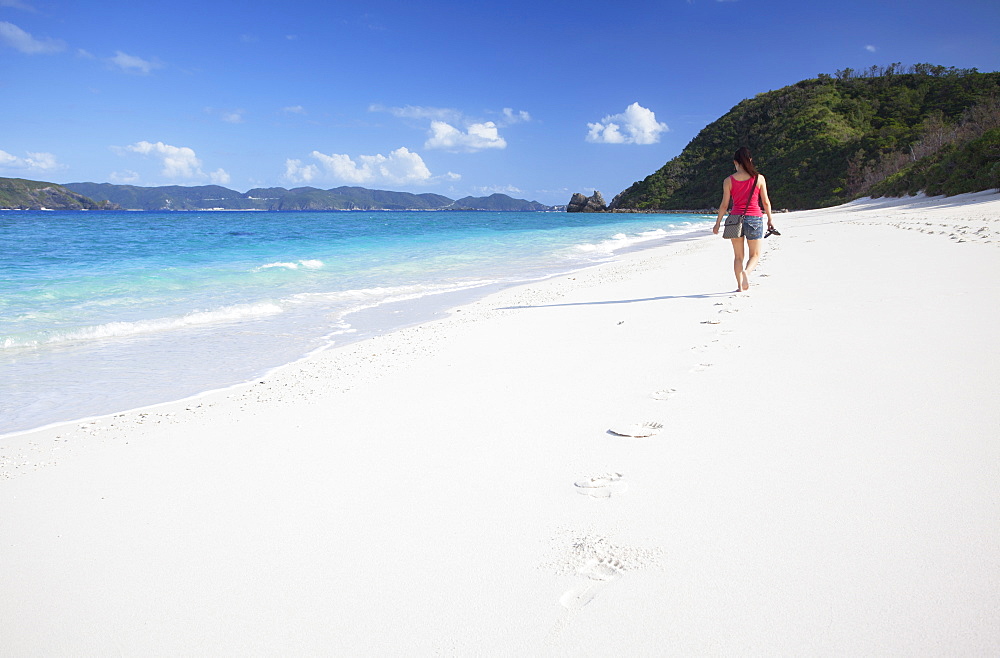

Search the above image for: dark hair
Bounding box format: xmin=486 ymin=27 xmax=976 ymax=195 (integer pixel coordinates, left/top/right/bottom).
xmin=733 ymin=147 xmax=759 ymax=177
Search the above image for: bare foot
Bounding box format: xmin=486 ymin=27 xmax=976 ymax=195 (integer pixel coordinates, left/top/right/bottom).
xmin=740 ymin=272 xmax=750 ymax=291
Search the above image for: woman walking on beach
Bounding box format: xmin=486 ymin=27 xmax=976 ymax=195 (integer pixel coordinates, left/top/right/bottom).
xmin=713 ymin=147 xmax=776 ymax=291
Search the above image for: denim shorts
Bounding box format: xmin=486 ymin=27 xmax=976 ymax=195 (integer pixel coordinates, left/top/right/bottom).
xmin=741 ymin=216 xmax=764 ymax=240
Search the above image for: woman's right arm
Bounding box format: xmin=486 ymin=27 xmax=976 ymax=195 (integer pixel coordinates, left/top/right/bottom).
xmin=758 ymin=176 xmax=775 ymax=229
xmin=713 ymin=178 xmax=731 ymax=235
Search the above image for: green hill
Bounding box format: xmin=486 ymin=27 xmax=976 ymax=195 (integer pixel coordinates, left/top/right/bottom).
xmin=266 ymin=186 xmax=455 ymax=211
xmin=610 ymin=65 xmax=1000 ymax=211
xmin=0 ymin=178 xmax=116 ymax=210
xmin=65 ymin=183 xmax=254 ymax=210
xmin=451 ymin=193 xmax=553 ymax=211
xmin=62 ymin=182 xmax=554 ymax=211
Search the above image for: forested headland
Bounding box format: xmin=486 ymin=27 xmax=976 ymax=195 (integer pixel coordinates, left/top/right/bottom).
xmin=0 ymin=178 xmax=119 ymax=210
xmin=611 ymin=65 xmax=1000 ymax=211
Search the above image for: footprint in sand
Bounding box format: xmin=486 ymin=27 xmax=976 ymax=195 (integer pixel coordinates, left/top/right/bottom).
xmin=559 ymin=581 xmax=601 ymax=609
xmin=545 ymin=531 xmax=664 ymax=613
xmin=691 ymin=362 xmax=713 ymax=372
xmin=574 ymin=473 xmax=627 ymax=499
xmin=559 ymin=557 xmax=625 ymax=609
xmin=650 ymin=388 xmax=676 ymax=400
xmin=608 ymin=421 xmax=663 ymax=438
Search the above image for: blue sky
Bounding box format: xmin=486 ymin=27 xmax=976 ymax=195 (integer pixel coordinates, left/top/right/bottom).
xmin=2 ymin=0 xmax=999 ymax=205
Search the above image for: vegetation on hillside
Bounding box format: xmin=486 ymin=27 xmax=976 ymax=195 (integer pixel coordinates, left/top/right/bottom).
xmin=611 ymin=65 xmax=1000 ymax=211
xmin=62 ymin=182 xmax=555 ymax=211
xmin=866 ymin=105 xmax=1000 ymax=197
xmin=66 ymin=183 xmax=263 ymax=210
xmin=451 ymin=193 xmax=553 ymax=211
xmin=0 ymin=178 xmax=115 ymax=210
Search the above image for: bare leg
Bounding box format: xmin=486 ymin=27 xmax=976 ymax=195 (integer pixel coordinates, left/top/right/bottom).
xmin=743 ymin=239 xmax=763 ymax=289
xmin=729 ymin=238 xmax=746 ymax=292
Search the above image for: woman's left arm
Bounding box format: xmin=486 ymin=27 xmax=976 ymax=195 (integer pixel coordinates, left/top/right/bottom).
xmin=759 ymin=175 xmax=775 ymax=229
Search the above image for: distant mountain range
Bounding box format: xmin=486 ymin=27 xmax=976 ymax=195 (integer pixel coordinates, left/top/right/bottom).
xmin=55 ymin=182 xmax=560 ymax=212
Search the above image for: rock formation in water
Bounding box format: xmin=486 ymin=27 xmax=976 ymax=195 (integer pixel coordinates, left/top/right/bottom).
xmin=566 ymin=191 xmax=607 ymax=212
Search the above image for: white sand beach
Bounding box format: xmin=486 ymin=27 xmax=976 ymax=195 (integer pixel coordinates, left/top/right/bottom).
xmin=2 ymin=192 xmax=999 ymax=655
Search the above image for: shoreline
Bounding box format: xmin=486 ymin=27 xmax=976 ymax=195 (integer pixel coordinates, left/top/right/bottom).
xmin=0 ymin=220 xmax=712 ymax=438
xmin=2 ymin=191 xmax=998 ymax=654
xmin=0 ymin=226 xmax=714 ymax=451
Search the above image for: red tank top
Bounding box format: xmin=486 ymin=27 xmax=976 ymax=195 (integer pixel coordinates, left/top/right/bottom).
xmin=730 ymin=175 xmax=762 ymax=216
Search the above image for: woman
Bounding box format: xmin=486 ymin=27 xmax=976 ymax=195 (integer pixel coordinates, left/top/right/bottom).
xmin=712 ymin=147 xmax=776 ymax=291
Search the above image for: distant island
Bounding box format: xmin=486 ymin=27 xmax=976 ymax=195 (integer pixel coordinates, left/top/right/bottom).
xmin=0 ymin=179 xmax=563 ymax=212
xmin=569 ymin=64 xmax=1000 ymax=212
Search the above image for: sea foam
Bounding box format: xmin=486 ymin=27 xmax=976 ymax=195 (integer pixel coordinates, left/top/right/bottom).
xmin=257 ymin=259 xmax=325 ymax=271
xmin=575 ymin=227 xmax=680 ymax=254
xmin=1 ymin=303 xmax=287 ymax=349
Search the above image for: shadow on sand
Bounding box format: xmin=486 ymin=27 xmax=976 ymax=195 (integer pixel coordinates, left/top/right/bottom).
xmin=498 ymin=291 xmax=731 ymax=310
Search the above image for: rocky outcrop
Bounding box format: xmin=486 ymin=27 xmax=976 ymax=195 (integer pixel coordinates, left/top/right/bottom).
xmin=609 ymin=190 xmax=626 ymax=210
xmin=566 ymin=190 xmax=607 ymax=212
xmin=566 ymin=193 xmax=588 ymax=212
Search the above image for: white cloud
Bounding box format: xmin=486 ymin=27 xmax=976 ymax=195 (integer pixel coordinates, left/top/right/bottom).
xmin=368 ymin=104 xmax=531 ymax=153
xmin=476 ymin=184 xmax=523 ymax=195
xmin=865 ymin=44 xmax=877 ymax=52
xmin=588 ymin=121 xmax=626 ymax=144
xmin=219 ymin=110 xmax=244 ymax=124
xmin=0 ymin=21 xmax=65 ymax=54
xmin=318 ymin=147 xmax=432 ymax=184
xmin=284 ymin=159 xmax=318 ymax=184
xmin=204 ymin=107 xmax=245 ymax=123
xmin=374 ymin=105 xmax=530 ymax=153
xmin=125 ymin=141 xmax=200 ymax=177
xmin=0 ymin=148 xmax=63 ymax=172
xmin=109 ymin=170 xmax=140 ymax=184
xmin=425 ymin=120 xmax=506 ymax=152
xmin=285 ymin=147 xmax=437 ymax=186
xmin=109 ymin=50 xmax=159 ymax=74
xmin=0 ymin=0 xmax=36 ymax=10
xmin=375 ymin=104 xmax=532 ymax=127
xmin=121 ymin=140 xmax=229 ymax=183
xmin=281 ymin=105 xmax=306 ymax=114
xmin=501 ymin=108 xmax=531 ymax=125
xmin=369 ymin=104 xmax=464 ymax=123
xmin=312 ymin=153 xmax=375 ymax=184
xmin=587 ymin=102 xmax=668 ymax=145
xmin=24 ymin=151 xmax=60 ymax=170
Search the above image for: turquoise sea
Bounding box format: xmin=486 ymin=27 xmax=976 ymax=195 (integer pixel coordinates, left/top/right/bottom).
xmin=0 ymin=209 xmax=712 ymax=434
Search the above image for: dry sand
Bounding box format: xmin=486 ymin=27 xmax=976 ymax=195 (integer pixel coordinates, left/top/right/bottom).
xmin=2 ymin=191 xmax=999 ymax=655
